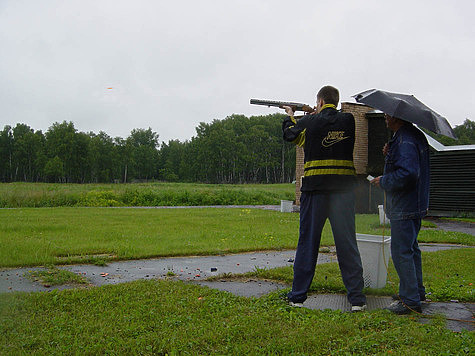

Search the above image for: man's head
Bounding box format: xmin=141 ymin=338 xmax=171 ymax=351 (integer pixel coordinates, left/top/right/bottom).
xmin=316 ymin=86 xmax=339 ymax=111
xmin=385 ymin=113 xmax=406 ymax=132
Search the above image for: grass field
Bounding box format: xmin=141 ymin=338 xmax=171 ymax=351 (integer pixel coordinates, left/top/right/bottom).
xmin=0 ymin=207 xmax=300 ymax=267
xmin=0 ymin=184 xmax=474 ymax=354
xmin=1 ymin=207 xmax=473 ymax=268
xmin=1 ymin=279 xmax=473 ymax=355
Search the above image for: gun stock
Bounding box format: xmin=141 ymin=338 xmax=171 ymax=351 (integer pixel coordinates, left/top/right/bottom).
xmin=250 ymin=99 xmax=313 ymax=113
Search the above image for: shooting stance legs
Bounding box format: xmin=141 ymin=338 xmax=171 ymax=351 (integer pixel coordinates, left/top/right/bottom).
xmin=287 ymin=191 xmax=366 ymax=307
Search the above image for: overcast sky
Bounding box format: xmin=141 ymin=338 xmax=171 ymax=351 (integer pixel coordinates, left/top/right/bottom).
xmin=1 ymin=0 xmax=473 ymax=143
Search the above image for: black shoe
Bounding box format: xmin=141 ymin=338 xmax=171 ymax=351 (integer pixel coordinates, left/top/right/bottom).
xmin=279 ymin=291 xmax=304 ymax=307
xmin=385 ymin=301 xmax=422 ymax=314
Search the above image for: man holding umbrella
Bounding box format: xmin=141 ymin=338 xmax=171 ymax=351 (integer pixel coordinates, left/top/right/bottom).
xmin=371 ymin=113 xmax=430 ymax=314
xmin=354 ymin=89 xmax=455 ymax=314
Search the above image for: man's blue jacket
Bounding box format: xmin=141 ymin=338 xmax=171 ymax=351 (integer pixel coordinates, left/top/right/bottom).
xmin=380 ymin=123 xmax=430 ymax=220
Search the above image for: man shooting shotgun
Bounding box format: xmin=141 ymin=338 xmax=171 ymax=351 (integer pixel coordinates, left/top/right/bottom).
xmin=275 ymin=86 xmax=367 ymax=312
xmin=250 ymin=99 xmax=315 ymax=114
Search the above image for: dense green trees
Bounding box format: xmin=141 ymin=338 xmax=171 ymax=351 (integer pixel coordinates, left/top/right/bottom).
xmin=0 ymin=113 xmax=296 ymax=184
xmin=165 ymin=114 xmax=297 ymax=183
xmin=4 ymin=116 xmax=472 ymax=184
xmin=1 ymin=124 xmax=46 ymax=182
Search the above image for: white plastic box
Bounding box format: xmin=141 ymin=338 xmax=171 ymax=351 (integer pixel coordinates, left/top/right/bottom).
xmin=356 ymin=233 xmax=391 ymax=288
xmin=280 ymin=200 xmax=293 ymax=213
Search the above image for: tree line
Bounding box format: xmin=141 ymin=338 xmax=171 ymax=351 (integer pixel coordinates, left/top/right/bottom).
xmin=2 ymin=115 xmax=472 ymax=184
xmin=0 ymin=113 xmax=296 ymax=184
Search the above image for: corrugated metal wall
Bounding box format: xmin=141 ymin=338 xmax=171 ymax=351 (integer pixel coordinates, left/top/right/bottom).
xmin=429 ymin=150 xmax=475 ymax=215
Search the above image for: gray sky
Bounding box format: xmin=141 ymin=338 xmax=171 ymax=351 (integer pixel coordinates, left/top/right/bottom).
xmin=1 ymin=0 xmax=473 ymax=143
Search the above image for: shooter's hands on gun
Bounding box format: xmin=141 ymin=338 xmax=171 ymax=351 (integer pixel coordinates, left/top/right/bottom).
xmin=282 ymin=105 xmax=295 ymax=117
xmin=301 ymin=104 xmax=315 ymax=113
xmin=281 ymin=104 xmax=315 ymax=116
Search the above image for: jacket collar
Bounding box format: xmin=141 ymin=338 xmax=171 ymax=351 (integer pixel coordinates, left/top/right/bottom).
xmin=318 ymin=104 xmax=337 ymax=113
xmin=389 ymin=122 xmax=414 ymax=143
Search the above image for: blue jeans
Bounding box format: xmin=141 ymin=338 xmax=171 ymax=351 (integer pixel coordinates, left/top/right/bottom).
xmin=390 ymin=219 xmax=425 ymax=306
xmin=288 ymin=191 xmax=366 ymax=305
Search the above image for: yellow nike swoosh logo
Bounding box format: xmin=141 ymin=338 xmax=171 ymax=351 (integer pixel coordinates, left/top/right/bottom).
xmin=322 ymin=136 xmax=348 ymax=147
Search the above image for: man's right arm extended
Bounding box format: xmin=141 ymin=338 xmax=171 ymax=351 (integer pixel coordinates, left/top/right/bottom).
xmin=282 ymin=114 xmax=306 ymax=147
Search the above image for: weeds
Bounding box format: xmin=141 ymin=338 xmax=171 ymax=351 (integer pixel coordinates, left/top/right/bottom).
xmin=91 ymin=257 xmax=109 ymax=266
xmin=0 ymin=182 xmax=295 ymax=208
xmin=25 ymin=266 xmax=88 ymax=286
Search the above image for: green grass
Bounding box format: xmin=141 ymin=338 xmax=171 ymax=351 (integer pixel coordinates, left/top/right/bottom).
xmin=0 ymin=194 xmax=473 ymax=354
xmin=25 ymin=266 xmax=88 ymax=286
xmin=356 ymin=215 xmax=475 ymax=246
xmin=1 ymin=209 xmax=473 ymax=268
xmin=237 ymin=248 xmax=475 ymax=302
xmin=0 ymin=207 xmax=300 ymax=267
xmin=0 ymin=182 xmax=295 ymax=208
xmin=0 ymin=280 xmax=472 ymax=355
xmin=442 ymin=217 xmax=475 ymax=223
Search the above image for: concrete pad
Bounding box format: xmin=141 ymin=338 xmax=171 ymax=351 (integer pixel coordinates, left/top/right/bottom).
xmin=418 ymin=243 xmax=474 ymax=252
xmin=419 ymin=302 xmax=475 ymax=332
xmin=426 ymin=218 xmax=475 ymax=236
xmin=57 ymin=250 xmax=306 ymax=287
xmin=0 ymin=250 xmax=319 ymax=293
xmin=301 ymin=295 xmax=473 ymax=332
xmin=0 ymin=243 xmax=470 ymax=294
xmin=304 ymin=294 xmax=393 ymax=312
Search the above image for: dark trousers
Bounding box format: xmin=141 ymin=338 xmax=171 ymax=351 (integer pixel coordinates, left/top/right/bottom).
xmin=287 ymin=191 xmax=366 ymax=305
xmin=390 ymin=218 xmax=425 ymax=305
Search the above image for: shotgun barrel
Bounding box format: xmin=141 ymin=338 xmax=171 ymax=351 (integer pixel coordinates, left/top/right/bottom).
xmin=250 ymin=99 xmax=313 ymax=112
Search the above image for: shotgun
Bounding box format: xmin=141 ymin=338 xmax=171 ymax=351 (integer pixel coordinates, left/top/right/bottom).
xmin=250 ymin=99 xmax=314 ymax=113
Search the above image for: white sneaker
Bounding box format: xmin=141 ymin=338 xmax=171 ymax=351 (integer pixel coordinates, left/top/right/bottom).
xmin=289 ymin=301 xmax=304 ymax=308
xmin=351 ymin=304 xmax=367 ymax=312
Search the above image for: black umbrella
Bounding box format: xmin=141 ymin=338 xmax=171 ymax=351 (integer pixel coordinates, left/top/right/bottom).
xmin=353 ymin=89 xmax=456 ymax=139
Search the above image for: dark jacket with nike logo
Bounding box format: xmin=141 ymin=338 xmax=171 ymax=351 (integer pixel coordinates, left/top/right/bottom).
xmin=282 ymin=106 xmax=356 ymax=193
